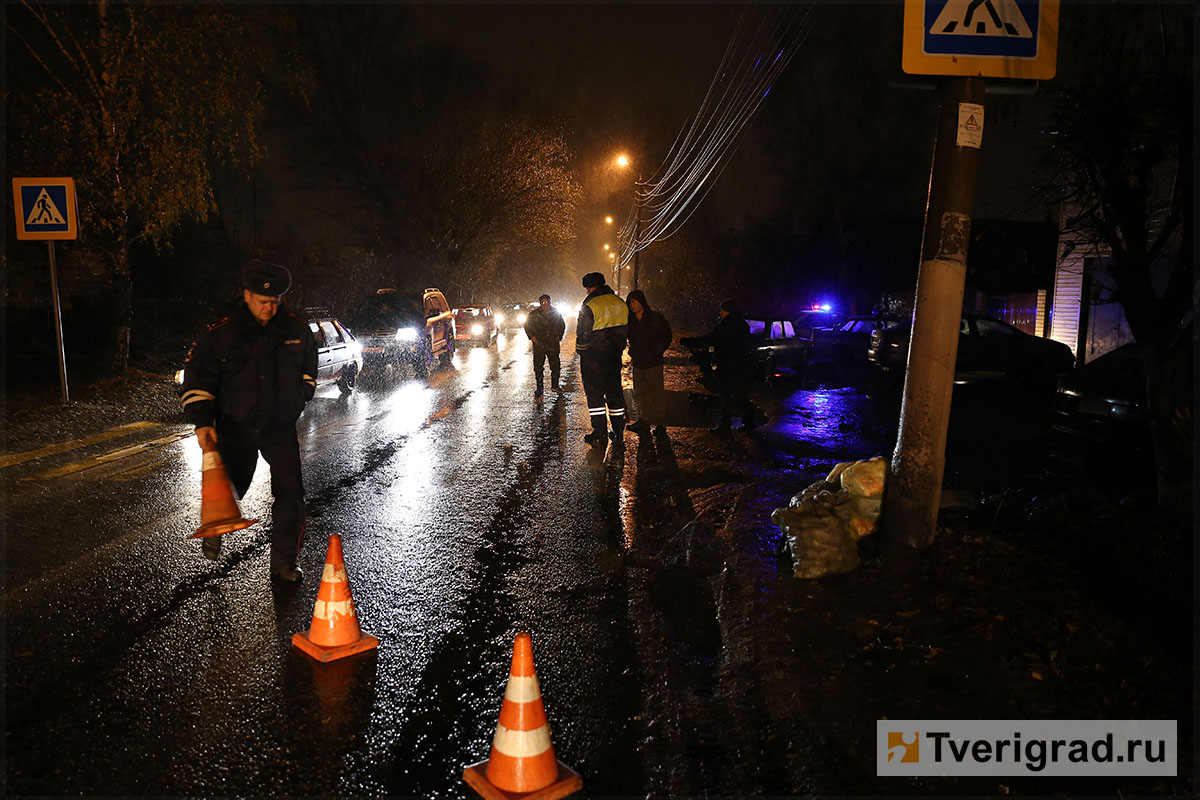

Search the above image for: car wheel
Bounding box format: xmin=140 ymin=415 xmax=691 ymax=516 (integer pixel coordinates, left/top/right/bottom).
xmin=336 ymin=364 xmax=357 ymax=395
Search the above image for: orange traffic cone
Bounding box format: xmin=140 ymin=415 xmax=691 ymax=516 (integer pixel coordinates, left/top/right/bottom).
xmin=292 ymin=534 xmax=379 ymax=663
xmin=187 ymin=442 xmax=257 ymax=539
xmin=463 ymin=632 xmax=582 ymax=800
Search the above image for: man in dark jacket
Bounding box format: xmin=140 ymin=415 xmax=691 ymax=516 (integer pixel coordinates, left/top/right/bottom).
xmin=625 ymin=290 xmax=673 ymax=435
xmin=576 ymin=272 xmax=629 ymax=449
xmin=524 ymin=294 xmax=566 ymax=397
xmin=181 ymin=259 xmax=318 ymax=581
xmin=694 ymin=298 xmax=760 ymax=432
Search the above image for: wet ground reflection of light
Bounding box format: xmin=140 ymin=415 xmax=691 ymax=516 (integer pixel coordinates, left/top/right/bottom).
xmin=618 ymin=479 xmax=634 ymax=550
xmin=772 ymin=387 xmax=894 ymax=472
xmin=382 ymin=381 xmax=436 ymax=438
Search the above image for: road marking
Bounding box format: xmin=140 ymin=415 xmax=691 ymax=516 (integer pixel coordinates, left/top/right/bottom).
xmin=0 ymin=421 xmax=157 ymax=469
xmin=27 ymin=429 xmax=193 ymax=480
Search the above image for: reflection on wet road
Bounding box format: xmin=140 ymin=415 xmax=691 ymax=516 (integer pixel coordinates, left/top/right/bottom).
xmin=3 ymin=330 xmax=907 ymax=796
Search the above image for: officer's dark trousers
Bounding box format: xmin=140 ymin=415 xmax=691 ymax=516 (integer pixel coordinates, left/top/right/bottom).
xmin=580 ymin=350 xmax=625 ymax=435
xmin=216 ymin=423 xmax=306 ymax=567
xmin=533 ymin=346 xmax=560 ymax=391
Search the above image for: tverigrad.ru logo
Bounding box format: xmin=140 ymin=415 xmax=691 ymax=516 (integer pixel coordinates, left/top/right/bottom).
xmin=877 ymin=720 xmax=1176 ymax=777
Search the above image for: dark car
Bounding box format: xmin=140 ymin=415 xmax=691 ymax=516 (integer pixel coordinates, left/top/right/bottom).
xmin=453 ymin=304 xmax=498 ymax=346
xmin=810 ymin=314 xmax=905 ymax=367
xmin=683 ymin=314 xmax=812 ymax=387
xmin=174 ymin=309 xmax=363 ymax=395
xmin=495 ymin=303 xmax=530 ymax=330
xmin=350 ymin=288 xmax=455 ymax=379
xmin=1051 ymin=343 xmax=1148 ymax=446
xmin=867 ymin=314 xmax=1075 ymax=385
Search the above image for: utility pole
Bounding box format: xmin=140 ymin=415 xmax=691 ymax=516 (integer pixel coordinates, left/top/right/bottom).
xmin=632 ymin=174 xmax=643 ymax=292
xmin=881 ymin=76 xmax=985 ymax=550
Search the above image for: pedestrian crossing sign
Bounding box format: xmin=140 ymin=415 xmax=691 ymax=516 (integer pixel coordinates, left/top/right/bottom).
xmin=12 ymin=177 xmax=78 ymax=240
xmin=902 ymin=0 xmax=1059 ymax=80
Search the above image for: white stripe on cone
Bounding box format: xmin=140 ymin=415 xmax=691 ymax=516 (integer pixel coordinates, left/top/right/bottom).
xmin=503 ymin=674 xmax=542 ymax=703
xmin=492 ymin=722 xmax=553 ymax=758
xmin=321 ymin=564 xmax=348 ymax=583
xmin=313 ymin=599 xmax=356 ymax=620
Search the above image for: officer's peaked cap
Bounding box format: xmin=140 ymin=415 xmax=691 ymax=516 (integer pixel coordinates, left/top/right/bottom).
xmin=242 ymin=259 xmax=292 ymax=296
xmin=582 ymin=272 xmax=606 ymax=289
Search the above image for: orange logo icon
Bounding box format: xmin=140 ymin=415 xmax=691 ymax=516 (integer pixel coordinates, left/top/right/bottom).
xmin=887 ymin=732 xmax=919 ymax=763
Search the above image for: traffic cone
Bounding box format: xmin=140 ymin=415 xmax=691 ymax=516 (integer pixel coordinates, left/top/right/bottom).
xmin=187 ymin=442 xmax=257 ymax=539
xmin=292 ymin=534 xmax=379 ymax=663
xmin=463 ymin=632 xmax=582 ymax=800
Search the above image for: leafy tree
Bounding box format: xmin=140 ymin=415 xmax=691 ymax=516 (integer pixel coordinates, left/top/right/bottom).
xmin=7 ymin=1 xmax=283 ymax=371
xmin=1041 ymin=2 xmax=1193 ymax=515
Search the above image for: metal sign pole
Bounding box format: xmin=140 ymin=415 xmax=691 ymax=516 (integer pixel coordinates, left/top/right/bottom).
xmin=47 ymin=241 xmax=70 ymax=404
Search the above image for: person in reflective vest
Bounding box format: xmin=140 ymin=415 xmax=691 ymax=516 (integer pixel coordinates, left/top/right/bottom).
xmin=576 ymin=272 xmax=629 ymax=450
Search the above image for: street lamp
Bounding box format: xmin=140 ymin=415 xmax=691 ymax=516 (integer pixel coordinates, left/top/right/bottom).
xmin=612 ymin=152 xmax=643 ymax=292
xmin=605 ymin=215 xmax=614 ymax=224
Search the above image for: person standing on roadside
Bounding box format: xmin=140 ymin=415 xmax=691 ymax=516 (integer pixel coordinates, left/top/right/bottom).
xmin=524 ymin=294 xmax=566 ymax=398
xmin=576 ymin=272 xmax=629 ymax=450
xmin=625 ymin=289 xmax=673 ymax=436
xmin=701 ymin=298 xmax=760 ymax=432
xmin=180 ymin=259 xmax=318 ymax=582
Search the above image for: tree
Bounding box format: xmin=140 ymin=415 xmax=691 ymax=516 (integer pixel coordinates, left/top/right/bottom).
xmin=1041 ymin=2 xmax=1193 ymax=516
xmin=7 ymin=1 xmax=282 ymax=371
xmin=274 ymin=6 xmax=581 ymax=299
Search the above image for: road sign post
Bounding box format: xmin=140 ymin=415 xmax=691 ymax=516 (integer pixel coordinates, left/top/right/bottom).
xmin=13 ymin=178 xmax=79 ymax=405
xmin=883 ymin=2 xmax=1058 ymax=550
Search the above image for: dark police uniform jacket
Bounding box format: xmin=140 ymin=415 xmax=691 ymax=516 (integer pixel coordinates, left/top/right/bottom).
xmin=576 ymin=286 xmax=628 ymax=359
xmin=182 ymin=300 xmax=318 ymax=433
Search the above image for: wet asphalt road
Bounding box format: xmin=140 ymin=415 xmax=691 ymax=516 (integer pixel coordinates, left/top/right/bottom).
xmin=3 ymin=329 xmax=857 ymax=797
xmin=3 ymin=328 xmax=1057 ymax=796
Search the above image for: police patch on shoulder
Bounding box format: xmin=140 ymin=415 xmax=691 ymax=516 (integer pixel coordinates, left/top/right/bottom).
xmin=284 ymin=338 xmax=301 ymax=345
xmin=205 ymin=317 xmax=231 ymax=332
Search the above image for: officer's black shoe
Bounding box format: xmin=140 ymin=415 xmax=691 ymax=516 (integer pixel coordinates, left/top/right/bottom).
xmin=583 ymin=431 xmax=605 ymax=446
xmin=201 ymin=535 xmax=222 ymax=560
xmin=270 ymin=562 xmax=303 ymax=583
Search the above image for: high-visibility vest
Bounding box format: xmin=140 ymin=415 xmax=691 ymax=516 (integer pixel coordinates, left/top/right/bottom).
xmin=586 ymin=293 xmax=628 ymax=331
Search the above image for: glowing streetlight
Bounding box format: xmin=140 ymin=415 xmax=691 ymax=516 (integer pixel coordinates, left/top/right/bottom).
xmin=603 ymin=243 xmax=610 ymax=251
xmin=605 ymin=215 xmax=614 ymax=224
xmin=615 ymin=155 xmax=630 ymax=169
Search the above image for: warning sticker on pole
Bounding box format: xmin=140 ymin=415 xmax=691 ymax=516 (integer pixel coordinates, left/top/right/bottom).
xmin=956 ymin=103 xmax=984 ymax=149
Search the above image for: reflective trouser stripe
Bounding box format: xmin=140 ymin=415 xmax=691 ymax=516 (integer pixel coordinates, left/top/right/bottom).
xmin=588 ymin=407 xmax=606 ymax=416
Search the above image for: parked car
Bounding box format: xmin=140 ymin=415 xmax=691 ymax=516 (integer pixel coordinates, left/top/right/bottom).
xmin=867 ymin=314 xmax=1074 ymax=385
xmin=1051 ymin=343 xmax=1148 ymax=446
xmin=792 ymin=309 xmax=847 ymax=339
xmin=683 ymin=314 xmax=812 ymax=387
xmin=350 ymin=287 xmax=455 ymax=379
xmin=174 ymin=309 xmax=363 ymax=395
xmin=496 ymin=303 xmax=530 ymax=330
xmin=453 ymin=304 xmax=498 ymax=346
xmin=810 ymin=314 xmax=905 ymax=367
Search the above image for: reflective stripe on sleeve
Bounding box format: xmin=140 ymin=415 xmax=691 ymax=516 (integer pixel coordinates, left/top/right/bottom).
xmin=181 ymin=389 xmax=215 ymax=407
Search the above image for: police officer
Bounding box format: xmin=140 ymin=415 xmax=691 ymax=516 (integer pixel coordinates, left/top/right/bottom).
xmin=181 ymin=259 xmax=318 ymax=581
xmin=524 ymin=294 xmax=566 ymax=397
xmin=576 ymin=272 xmax=629 ymax=449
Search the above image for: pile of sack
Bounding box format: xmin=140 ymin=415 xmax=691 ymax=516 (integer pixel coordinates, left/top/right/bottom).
xmin=771 ymin=456 xmax=887 ymax=579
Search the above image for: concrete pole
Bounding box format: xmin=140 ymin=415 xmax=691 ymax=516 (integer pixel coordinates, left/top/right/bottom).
xmin=882 ymin=76 xmax=986 ymax=550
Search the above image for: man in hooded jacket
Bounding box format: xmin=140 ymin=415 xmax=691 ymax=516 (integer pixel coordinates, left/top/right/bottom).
xmin=625 ymin=289 xmax=673 ymax=435
xmin=576 ymin=272 xmax=629 ymax=449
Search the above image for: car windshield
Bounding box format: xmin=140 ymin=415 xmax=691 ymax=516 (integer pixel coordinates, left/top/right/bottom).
xmin=354 ymin=292 xmax=424 ymax=328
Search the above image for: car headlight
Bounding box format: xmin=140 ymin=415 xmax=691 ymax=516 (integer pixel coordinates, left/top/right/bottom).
xmin=396 ymin=327 xmax=419 ymax=341
xmin=517 ymin=312 xmax=527 ymax=324
xmin=495 ymin=313 xmax=506 ymax=325
xmin=471 ymin=323 xmax=484 ymax=335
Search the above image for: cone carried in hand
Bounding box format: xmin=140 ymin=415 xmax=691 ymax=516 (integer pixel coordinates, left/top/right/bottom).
xmin=292 ymin=534 xmax=379 ymax=663
xmin=463 ymin=632 xmax=582 ymax=800
xmin=187 ymin=443 xmax=257 ymax=539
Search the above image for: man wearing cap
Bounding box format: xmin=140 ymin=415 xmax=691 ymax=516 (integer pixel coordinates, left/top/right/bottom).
xmin=524 ymin=294 xmax=566 ymax=397
xmin=180 ymin=259 xmax=318 ymax=581
xmin=576 ymin=272 xmax=629 ymax=449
